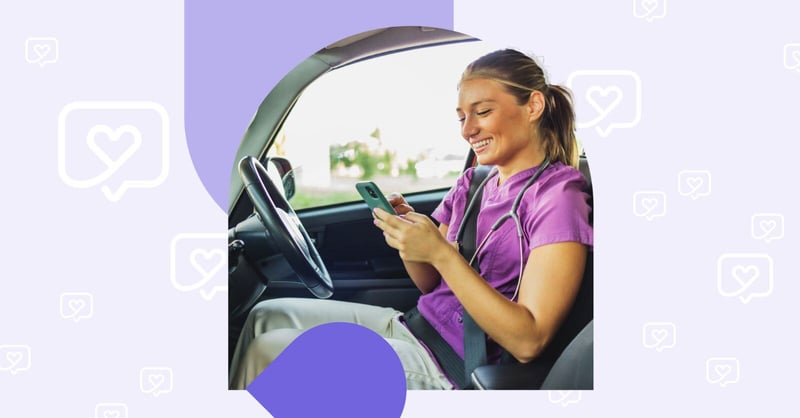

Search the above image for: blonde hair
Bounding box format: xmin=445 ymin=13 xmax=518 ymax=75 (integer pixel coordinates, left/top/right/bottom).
xmin=461 ymin=49 xmax=579 ymax=168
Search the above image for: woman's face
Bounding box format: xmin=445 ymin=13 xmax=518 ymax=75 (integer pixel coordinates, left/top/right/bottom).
xmin=456 ymin=78 xmax=542 ymax=170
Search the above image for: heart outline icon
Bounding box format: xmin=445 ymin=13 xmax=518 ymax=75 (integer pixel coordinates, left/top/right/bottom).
xmin=555 ymin=391 xmax=571 ymax=400
xmin=6 ymin=352 xmax=23 ymax=367
xmin=713 ymin=364 xmax=732 ymax=379
xmin=86 ymin=124 xmax=143 ymax=171
xmin=641 ymin=0 xmax=658 ymax=14
xmin=549 ymin=390 xmax=581 ymax=407
xmin=147 ymin=374 xmax=165 ymax=389
xmin=189 ymin=248 xmax=226 ymax=283
xmin=67 ymin=299 xmax=86 ymax=315
xmin=585 ymin=85 xmax=623 ymax=120
xmin=33 ymin=44 xmax=51 ymax=59
xmin=758 ymin=220 xmax=776 ymax=237
xmin=731 ymin=265 xmax=759 ymax=292
xmin=650 ymin=329 xmax=668 ymax=344
xmin=170 ymin=233 xmax=229 ymax=300
xmin=685 ymin=176 xmax=704 ymax=193
xmin=641 ymin=198 xmax=658 ymax=211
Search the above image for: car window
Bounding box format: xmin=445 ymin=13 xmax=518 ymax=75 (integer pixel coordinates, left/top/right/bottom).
xmin=267 ymin=41 xmax=495 ymax=210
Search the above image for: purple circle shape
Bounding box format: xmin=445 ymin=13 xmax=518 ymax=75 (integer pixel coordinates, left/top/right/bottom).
xmin=247 ymin=322 xmax=407 ymax=418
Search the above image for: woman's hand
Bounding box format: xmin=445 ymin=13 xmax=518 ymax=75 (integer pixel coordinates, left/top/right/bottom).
xmin=370 ymin=198 xmax=447 ymax=294
xmin=387 ymin=192 xmax=414 ymax=216
xmin=373 ymin=208 xmax=455 ymax=265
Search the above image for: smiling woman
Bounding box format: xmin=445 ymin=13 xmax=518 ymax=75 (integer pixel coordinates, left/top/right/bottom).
xmin=227 ymin=27 xmax=594 ymax=392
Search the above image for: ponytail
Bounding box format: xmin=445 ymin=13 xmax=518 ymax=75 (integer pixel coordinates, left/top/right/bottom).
xmin=541 ymin=85 xmax=579 ymax=168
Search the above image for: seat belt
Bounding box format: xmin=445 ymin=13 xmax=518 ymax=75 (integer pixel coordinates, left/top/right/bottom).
xmin=403 ymin=164 xmax=492 ymax=389
xmin=457 ymin=164 xmax=493 ymax=388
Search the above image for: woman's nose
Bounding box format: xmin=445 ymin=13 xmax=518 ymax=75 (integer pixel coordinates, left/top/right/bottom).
xmin=461 ymin=116 xmax=478 ymax=139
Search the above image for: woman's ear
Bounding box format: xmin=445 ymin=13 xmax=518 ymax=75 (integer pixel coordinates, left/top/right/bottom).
xmin=527 ymin=90 xmax=546 ymax=122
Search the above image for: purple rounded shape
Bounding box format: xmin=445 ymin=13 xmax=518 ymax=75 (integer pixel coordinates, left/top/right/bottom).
xmin=185 ymin=0 xmax=454 ymax=210
xmin=246 ymin=322 xmax=407 ymax=418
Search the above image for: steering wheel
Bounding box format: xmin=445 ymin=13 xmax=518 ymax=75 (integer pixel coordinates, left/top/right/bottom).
xmin=238 ymin=156 xmax=334 ymax=299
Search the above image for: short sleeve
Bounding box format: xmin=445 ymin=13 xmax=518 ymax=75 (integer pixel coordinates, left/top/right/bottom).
xmin=431 ymin=168 xmax=474 ymax=243
xmin=522 ymin=167 xmax=593 ymax=250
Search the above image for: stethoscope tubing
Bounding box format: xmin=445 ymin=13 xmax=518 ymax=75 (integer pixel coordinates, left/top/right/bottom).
xmin=457 ymin=157 xmax=552 ymax=301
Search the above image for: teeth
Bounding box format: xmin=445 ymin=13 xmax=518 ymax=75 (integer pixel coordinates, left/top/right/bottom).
xmin=472 ymin=139 xmax=491 ymax=149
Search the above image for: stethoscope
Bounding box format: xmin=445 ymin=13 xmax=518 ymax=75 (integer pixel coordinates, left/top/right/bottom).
xmin=455 ymin=157 xmax=551 ymax=302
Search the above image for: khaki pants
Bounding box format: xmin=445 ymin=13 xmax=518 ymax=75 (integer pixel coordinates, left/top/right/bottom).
xmin=229 ymin=298 xmax=454 ymax=390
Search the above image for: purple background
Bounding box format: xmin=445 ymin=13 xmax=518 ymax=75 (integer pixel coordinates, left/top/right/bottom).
xmin=185 ymin=0 xmax=454 ymax=210
xmin=3 ymin=0 xmax=799 ymax=416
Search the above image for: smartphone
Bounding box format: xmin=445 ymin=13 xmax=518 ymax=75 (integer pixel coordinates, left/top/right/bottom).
xmin=355 ymin=181 xmax=394 ymax=215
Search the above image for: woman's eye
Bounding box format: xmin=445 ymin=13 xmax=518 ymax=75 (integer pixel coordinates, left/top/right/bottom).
xmin=457 ymin=109 xmax=490 ymax=122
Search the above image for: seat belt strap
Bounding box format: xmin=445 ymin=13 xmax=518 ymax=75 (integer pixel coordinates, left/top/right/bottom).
xmin=403 ymin=306 xmax=466 ymax=388
xmin=404 ymin=164 xmax=492 ymax=389
xmin=457 ymin=165 xmax=492 ymax=388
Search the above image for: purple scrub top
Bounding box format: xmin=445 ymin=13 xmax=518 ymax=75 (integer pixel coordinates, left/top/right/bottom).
xmin=419 ymin=161 xmax=593 ymax=363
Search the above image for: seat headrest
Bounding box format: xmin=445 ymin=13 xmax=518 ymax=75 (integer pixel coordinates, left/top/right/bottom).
xmin=578 ymin=155 xmax=592 ymax=196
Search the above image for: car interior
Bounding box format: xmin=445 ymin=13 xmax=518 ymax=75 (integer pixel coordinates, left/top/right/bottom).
xmin=227 ymin=26 xmax=593 ymax=390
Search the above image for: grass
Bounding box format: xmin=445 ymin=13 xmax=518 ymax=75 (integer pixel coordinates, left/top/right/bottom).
xmin=291 ymin=189 xmax=363 ymax=211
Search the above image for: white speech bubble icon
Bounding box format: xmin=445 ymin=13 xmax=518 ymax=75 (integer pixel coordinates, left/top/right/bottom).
xmin=140 ymin=367 xmax=174 ymax=397
xmin=633 ymin=191 xmax=666 ymax=221
xmin=633 ymin=0 xmax=667 ymax=22
xmin=751 ymin=213 xmax=784 ymax=243
xmin=548 ymin=390 xmax=582 ymax=407
xmin=567 ymin=70 xmax=642 ymax=137
xmin=57 ymin=101 xmax=170 ymax=202
xmin=706 ymin=357 xmax=740 ymax=387
xmin=25 ymin=37 xmax=59 ymax=67
xmin=59 ymin=292 xmax=94 ymax=322
xmin=642 ymin=322 xmax=676 ymax=352
xmin=678 ymin=170 xmax=711 ymax=200
xmin=784 ymin=43 xmax=800 ymax=72
xmin=717 ymin=253 xmax=774 ymax=304
xmin=170 ymin=233 xmax=228 ymax=301
xmin=94 ymin=403 xmax=128 ymax=418
xmin=0 ymin=345 xmax=32 ymax=375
